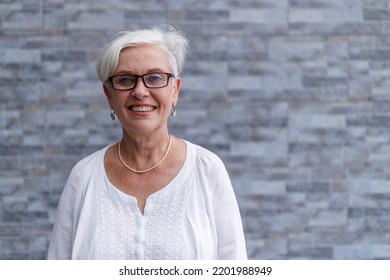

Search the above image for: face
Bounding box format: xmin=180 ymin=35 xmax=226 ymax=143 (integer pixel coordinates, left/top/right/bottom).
xmin=104 ymin=45 xmax=181 ymax=137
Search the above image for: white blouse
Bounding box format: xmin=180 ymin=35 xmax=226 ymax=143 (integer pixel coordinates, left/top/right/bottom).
xmin=47 ymin=140 xmax=247 ymax=260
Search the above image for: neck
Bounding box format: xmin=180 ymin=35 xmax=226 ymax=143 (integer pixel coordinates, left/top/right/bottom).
xmin=119 ymin=131 xmax=172 ymax=172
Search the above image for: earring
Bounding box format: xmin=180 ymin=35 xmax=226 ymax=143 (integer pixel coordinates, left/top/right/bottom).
xmin=110 ymin=109 xmax=116 ymax=121
xmin=170 ymin=105 xmax=177 ymax=117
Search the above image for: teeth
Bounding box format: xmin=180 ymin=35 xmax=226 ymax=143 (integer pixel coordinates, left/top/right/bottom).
xmin=131 ymin=106 xmax=154 ymax=112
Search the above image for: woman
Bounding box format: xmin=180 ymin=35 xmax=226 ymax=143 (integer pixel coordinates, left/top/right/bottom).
xmin=47 ymin=25 xmax=247 ymax=260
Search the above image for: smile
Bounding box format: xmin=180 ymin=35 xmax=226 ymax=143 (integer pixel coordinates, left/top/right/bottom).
xmin=129 ymin=106 xmax=155 ymax=112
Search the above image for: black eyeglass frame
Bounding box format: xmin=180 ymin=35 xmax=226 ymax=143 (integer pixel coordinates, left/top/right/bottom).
xmin=107 ymin=72 xmax=175 ymax=91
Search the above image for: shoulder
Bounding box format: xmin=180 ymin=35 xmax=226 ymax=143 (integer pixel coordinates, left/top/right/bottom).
xmin=185 ymin=141 xmax=227 ymax=176
xmin=187 ymin=141 xmax=224 ymax=164
xmin=65 ymin=145 xmax=109 ymax=191
xmin=185 ymin=141 xmax=236 ymax=201
xmin=71 ymin=148 xmax=104 ymax=176
xmin=57 ymin=145 xmax=111 ymax=209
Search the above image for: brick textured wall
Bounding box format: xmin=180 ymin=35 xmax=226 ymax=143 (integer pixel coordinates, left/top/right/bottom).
xmin=1 ymin=0 xmax=390 ymax=259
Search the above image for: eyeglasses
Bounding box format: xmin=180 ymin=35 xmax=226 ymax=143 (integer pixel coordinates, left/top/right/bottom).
xmin=108 ymin=72 xmax=174 ymax=91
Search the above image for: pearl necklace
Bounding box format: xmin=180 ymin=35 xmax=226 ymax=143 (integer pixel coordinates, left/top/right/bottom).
xmin=117 ymin=135 xmax=172 ymax=174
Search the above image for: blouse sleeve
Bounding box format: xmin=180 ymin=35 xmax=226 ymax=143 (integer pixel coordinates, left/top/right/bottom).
xmin=213 ymin=159 xmax=247 ymax=259
xmin=47 ymin=160 xmax=85 ymax=260
xmin=200 ymin=150 xmax=247 ymax=260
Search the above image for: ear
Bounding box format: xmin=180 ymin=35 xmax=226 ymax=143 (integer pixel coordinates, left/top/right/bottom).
xmin=172 ymin=77 xmax=181 ymax=106
xmin=103 ymin=83 xmax=114 ymax=109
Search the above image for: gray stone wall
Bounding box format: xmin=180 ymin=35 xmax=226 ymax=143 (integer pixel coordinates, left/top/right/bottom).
xmin=1 ymin=0 xmax=390 ymax=259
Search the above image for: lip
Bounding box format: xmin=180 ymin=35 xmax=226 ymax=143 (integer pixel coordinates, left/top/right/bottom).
xmin=127 ymin=104 xmax=157 ymax=115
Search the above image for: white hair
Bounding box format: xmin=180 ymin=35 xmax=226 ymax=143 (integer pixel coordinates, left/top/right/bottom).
xmin=96 ymin=25 xmax=188 ymax=82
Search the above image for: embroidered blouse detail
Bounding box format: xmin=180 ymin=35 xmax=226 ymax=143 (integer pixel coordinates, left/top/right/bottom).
xmin=97 ymin=187 xmax=138 ymax=259
xmin=97 ymin=178 xmax=189 ymax=260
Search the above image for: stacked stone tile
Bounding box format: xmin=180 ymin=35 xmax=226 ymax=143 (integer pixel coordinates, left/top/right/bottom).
xmin=1 ymin=0 xmax=390 ymax=259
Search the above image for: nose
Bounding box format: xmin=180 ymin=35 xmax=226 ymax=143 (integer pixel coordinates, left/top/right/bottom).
xmin=131 ymin=77 xmax=149 ymax=99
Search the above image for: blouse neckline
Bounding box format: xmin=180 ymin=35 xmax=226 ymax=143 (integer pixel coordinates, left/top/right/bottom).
xmin=97 ymin=140 xmax=193 ymax=210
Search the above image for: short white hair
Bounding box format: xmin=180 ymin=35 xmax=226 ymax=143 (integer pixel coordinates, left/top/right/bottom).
xmin=96 ymin=25 xmax=188 ymax=82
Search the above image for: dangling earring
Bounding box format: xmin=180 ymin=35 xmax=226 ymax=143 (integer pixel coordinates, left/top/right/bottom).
xmin=170 ymin=105 xmax=177 ymax=117
xmin=110 ymin=109 xmax=116 ymax=121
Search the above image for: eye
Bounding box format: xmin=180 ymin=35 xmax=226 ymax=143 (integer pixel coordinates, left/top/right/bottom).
xmin=116 ymin=75 xmax=136 ymax=85
xmin=145 ymin=73 xmax=165 ymax=83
